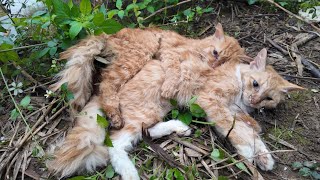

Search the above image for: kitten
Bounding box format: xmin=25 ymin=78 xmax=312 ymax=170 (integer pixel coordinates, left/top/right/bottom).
xmin=50 ymin=24 xmax=247 ymax=129
xmin=47 ymin=48 xmax=304 ymax=179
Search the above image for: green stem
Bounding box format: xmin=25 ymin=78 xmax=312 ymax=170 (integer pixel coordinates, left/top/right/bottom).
xmin=0 ymin=67 xmax=30 ymax=130
xmin=192 ymin=120 xmax=215 ymax=126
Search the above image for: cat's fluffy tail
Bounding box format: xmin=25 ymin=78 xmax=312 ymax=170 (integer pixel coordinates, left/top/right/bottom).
xmin=50 ymin=34 xmax=109 ymax=110
xmin=46 ymin=96 xmax=109 ymax=178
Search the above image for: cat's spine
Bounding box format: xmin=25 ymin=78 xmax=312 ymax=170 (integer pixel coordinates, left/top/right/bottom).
xmin=46 ymin=96 xmax=109 ymax=178
xmin=50 ymin=34 xmax=109 ymax=110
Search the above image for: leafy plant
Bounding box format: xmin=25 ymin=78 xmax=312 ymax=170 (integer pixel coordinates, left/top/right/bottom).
xmin=10 ymin=95 xmax=33 ymax=120
xmin=292 ymin=161 xmax=320 ymax=179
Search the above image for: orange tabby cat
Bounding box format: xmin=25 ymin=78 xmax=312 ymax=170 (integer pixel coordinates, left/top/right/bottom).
xmin=50 ymin=24 xmax=247 ymax=129
xmin=47 ymin=49 xmax=304 ymax=179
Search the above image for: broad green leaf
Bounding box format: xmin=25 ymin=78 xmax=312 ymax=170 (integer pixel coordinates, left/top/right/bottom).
xmin=70 ymin=6 xmax=80 ymax=18
xmin=69 ymin=21 xmax=83 ymax=39
xmin=126 ymin=3 xmax=139 ymax=11
xmin=100 ymin=3 xmax=107 ymax=15
xmin=183 ymin=8 xmax=192 ymax=16
xmin=97 ymin=114 xmax=109 ymax=128
xmin=98 ymin=19 xmax=123 ymax=34
xmin=147 ymin=6 xmax=154 ymax=13
xmin=190 ymin=103 xmax=206 ymax=118
xmin=107 ymin=9 xmax=119 ymax=19
xmin=116 ymin=0 xmax=123 ymax=9
xmin=118 ymin=10 xmax=124 ymax=19
xmin=299 ymin=167 xmax=311 ymax=177
xmin=0 ymin=44 xmax=19 ymax=62
xmin=210 ymin=148 xmax=224 ymax=161
xmin=279 ymin=2 xmax=288 ymax=6
xmin=32 ymin=10 xmax=47 ymax=18
xmin=36 ymin=48 xmax=50 ymax=58
xmin=20 ymin=96 xmax=31 ymax=108
xmin=80 ymin=0 xmax=92 ymax=15
xmin=93 ymin=12 xmax=104 ymax=26
xmin=292 ymin=161 xmax=303 ymax=170
xmin=49 ymin=47 xmax=58 ymax=56
xmin=47 ymin=41 xmax=57 ymax=47
xmin=311 ymin=171 xmax=320 ymax=179
xmin=171 ymin=109 xmax=179 ymax=119
xmin=165 ymin=169 xmax=174 ymax=180
xmin=178 ymin=112 xmax=192 ymax=125
xmin=105 ymin=164 xmax=115 ymax=178
xmin=67 ymin=0 xmax=73 ymax=8
xmin=104 ymin=132 xmax=113 ymax=147
xmin=52 ymin=0 xmax=71 ymax=24
xmin=303 ymin=161 xmax=318 ymax=169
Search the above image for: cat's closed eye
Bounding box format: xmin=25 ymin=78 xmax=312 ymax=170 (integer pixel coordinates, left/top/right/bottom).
xmin=265 ymin=96 xmax=273 ymax=101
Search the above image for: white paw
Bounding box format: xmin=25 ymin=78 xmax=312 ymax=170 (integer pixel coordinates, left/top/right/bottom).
xmin=172 ymin=120 xmax=192 ymax=137
xmin=255 ymin=150 xmax=275 ymax=171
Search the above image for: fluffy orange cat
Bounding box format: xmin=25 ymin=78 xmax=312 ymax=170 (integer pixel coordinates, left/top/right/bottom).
xmin=50 ymin=24 xmax=248 ymax=129
xmin=47 ymin=48 xmax=304 ymax=179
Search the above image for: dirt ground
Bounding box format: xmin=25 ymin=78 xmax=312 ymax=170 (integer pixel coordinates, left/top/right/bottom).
xmin=0 ymin=2 xmax=319 ymax=180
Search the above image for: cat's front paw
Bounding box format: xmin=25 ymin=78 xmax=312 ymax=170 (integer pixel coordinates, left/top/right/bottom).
xmin=255 ymin=150 xmax=275 ymax=171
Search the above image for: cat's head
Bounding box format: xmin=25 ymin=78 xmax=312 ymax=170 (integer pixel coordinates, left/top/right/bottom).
xmin=241 ymin=48 xmax=305 ymax=109
xmin=201 ymin=23 xmax=251 ymax=68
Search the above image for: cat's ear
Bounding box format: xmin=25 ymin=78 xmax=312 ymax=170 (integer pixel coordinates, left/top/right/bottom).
xmin=280 ymin=81 xmax=306 ymax=93
xmin=250 ymin=48 xmax=267 ymax=71
xmin=213 ymin=23 xmax=225 ymax=41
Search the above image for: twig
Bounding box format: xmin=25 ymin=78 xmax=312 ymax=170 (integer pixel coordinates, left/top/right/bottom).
xmin=264 ymin=0 xmax=320 ymax=33
xmin=0 ymin=67 xmax=30 ymax=130
xmin=143 ymin=0 xmax=192 ymax=21
xmin=11 ymin=61 xmax=47 ymax=90
xmin=266 ymin=37 xmax=288 ymax=55
xmin=200 ymin=159 xmax=217 ymax=179
xmin=281 ymin=74 xmax=320 ymax=81
xmin=0 ymin=43 xmax=46 ymax=53
xmin=172 ymin=136 xmax=208 ymax=154
xmin=212 ymin=149 xmax=296 ymax=170
xmin=301 ymin=59 xmax=320 ymax=78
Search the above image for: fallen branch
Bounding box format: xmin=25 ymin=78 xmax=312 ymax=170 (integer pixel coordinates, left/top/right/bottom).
xmin=0 ymin=43 xmax=46 ymax=53
xmin=264 ymin=0 xmax=320 ymax=33
xmin=143 ymin=0 xmax=192 ymax=21
xmin=301 ymin=59 xmax=320 ymax=78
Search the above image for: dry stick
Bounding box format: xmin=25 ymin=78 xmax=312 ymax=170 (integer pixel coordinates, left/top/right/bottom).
xmin=143 ymin=0 xmax=192 ymax=21
xmin=212 ymin=149 xmax=296 ymax=170
xmin=200 ymin=159 xmax=217 ymax=179
xmin=11 ymin=61 xmax=47 ymax=90
xmin=172 ymin=136 xmax=208 ymax=155
xmin=0 ymin=43 xmax=46 ymax=53
xmin=0 ymin=99 xmax=55 ymax=174
xmin=264 ymin=0 xmax=320 ymax=33
xmin=239 ymin=156 xmax=265 ymax=180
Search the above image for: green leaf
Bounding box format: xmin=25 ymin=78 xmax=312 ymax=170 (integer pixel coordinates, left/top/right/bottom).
xmin=47 ymin=41 xmax=57 ymax=47
xmin=299 ymin=167 xmax=311 ymax=177
xmin=190 ymin=103 xmax=206 ymax=118
xmin=311 ymin=171 xmax=320 ymax=179
xmin=0 ymin=44 xmax=19 ymax=62
xmin=60 ymin=82 xmax=68 ymax=92
xmin=97 ymin=114 xmax=109 ymax=128
xmin=147 ymin=6 xmax=155 ymax=13
xmin=116 ymin=0 xmax=123 ymax=9
xmin=278 ymin=2 xmax=288 ymax=6
xmin=70 ymin=6 xmax=80 ymax=18
xmin=235 ymin=162 xmax=250 ymax=175
xmin=10 ymin=109 xmax=19 ymax=120
xmin=178 ymin=112 xmax=192 ymax=125
xmin=32 ymin=10 xmax=47 ymax=18
xmin=303 ymin=161 xmax=318 ymax=169
xmin=80 ymin=0 xmax=92 ymax=15
xmin=218 ymin=176 xmax=229 ymax=180
xmin=170 ymin=99 xmax=178 ymax=107
xmin=69 ymin=21 xmax=83 ymax=39
xmin=105 ymin=164 xmax=115 ymax=178
xmin=183 ymin=8 xmax=192 ymax=16
xmin=67 ymin=176 xmax=86 ymax=180
xmin=166 ymin=169 xmax=174 ymax=180
xmin=98 ymin=19 xmax=123 ymax=34
xmin=194 ymin=129 xmax=202 ymax=138
xmin=20 ymin=96 xmax=31 ymax=108
xmin=118 ymin=10 xmax=125 ymax=19
xmin=36 ymin=47 xmax=50 ymax=58
xmin=171 ymin=109 xmax=179 ymax=119
xmin=49 ymin=47 xmax=58 ymax=56
xmin=67 ymin=0 xmax=73 ymax=9
xmin=66 ymin=91 xmax=74 ymax=101
xmin=210 ymin=148 xmax=224 ymax=161
xmin=93 ymin=12 xmax=104 ymax=26
xmin=0 ymin=25 xmax=6 ymax=32
xmin=100 ymin=3 xmax=107 ymax=15
xmin=52 ymin=0 xmax=71 ymax=24
xmin=203 ymin=7 xmax=214 ymax=13
xmin=292 ymin=161 xmax=303 ymax=170
xmin=247 ymin=0 xmax=257 ymax=5
xmin=173 ymin=168 xmax=184 ymax=180
xmin=188 ymin=96 xmax=197 ymax=106
xmin=107 ymin=9 xmax=119 ymax=19
xmin=104 ymin=132 xmax=113 ymax=147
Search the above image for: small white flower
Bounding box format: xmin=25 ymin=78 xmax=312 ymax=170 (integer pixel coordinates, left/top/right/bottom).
xmin=8 ymin=81 xmax=23 ymax=96
xmin=44 ymin=90 xmax=53 ymax=98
